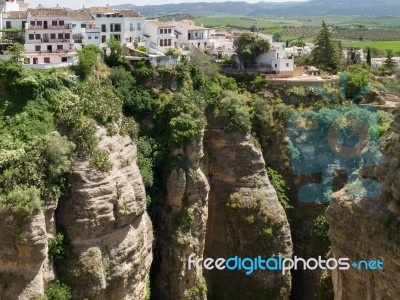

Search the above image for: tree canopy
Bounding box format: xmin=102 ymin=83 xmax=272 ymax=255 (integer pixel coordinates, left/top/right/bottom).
xmin=311 ymin=21 xmax=342 ymax=73
xmin=233 ymin=32 xmax=270 ymax=67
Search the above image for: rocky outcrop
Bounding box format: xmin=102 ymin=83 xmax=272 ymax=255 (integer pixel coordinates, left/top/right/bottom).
xmin=57 ymin=126 xmax=153 ymax=299
xmin=326 ymin=111 xmax=400 ymax=299
xmin=203 ymin=122 xmax=293 ymax=300
xmin=154 ymin=133 xmax=210 ymax=300
xmin=0 ymin=212 xmax=55 ymax=300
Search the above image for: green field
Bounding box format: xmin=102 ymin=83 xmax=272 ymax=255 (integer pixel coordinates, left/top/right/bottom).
xmin=194 ymin=16 xmax=400 ymax=52
xmin=342 ymin=40 xmax=400 ymax=52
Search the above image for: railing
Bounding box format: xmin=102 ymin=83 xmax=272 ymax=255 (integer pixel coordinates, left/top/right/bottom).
xmin=28 ymin=25 xmax=71 ymax=30
xmin=42 ymin=39 xmax=72 ymax=43
xmin=86 ymin=28 xmax=101 ymax=33
xmin=25 ymin=49 xmax=75 ymax=54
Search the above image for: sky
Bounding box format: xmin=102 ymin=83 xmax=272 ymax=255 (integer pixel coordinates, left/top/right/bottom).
xmin=27 ymin=0 xmax=308 ymax=9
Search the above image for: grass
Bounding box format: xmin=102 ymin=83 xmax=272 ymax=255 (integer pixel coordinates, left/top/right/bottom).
xmin=341 ymin=40 xmax=400 ymax=51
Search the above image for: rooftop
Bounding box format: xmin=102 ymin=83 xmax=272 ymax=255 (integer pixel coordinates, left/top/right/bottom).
xmin=29 ymin=8 xmax=69 ymax=17
xmin=173 ymin=21 xmax=206 ymax=31
xmin=4 ymin=11 xmax=28 ymax=19
xmin=147 ymin=20 xmax=175 ymax=27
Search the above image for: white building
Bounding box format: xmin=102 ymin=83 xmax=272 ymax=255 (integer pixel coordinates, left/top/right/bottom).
xmin=68 ymin=9 xmax=100 ymax=47
xmin=255 ymin=47 xmax=294 ymax=72
xmin=23 ymin=8 xmax=75 ymax=68
xmin=86 ymin=7 xmax=145 ymax=45
xmin=172 ymin=20 xmax=211 ymax=49
xmin=144 ymin=20 xmax=176 ymax=54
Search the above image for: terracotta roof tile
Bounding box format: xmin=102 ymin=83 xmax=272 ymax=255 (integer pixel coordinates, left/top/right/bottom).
xmin=4 ymin=11 xmax=27 ymax=19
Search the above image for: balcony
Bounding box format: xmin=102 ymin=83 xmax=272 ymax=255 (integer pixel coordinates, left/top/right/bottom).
xmin=86 ymin=28 xmax=101 ymax=33
xmin=26 ymin=39 xmax=73 ymax=45
xmin=28 ymin=25 xmax=71 ymax=30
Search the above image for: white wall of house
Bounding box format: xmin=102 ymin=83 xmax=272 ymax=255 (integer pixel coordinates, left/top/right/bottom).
xmin=3 ymin=17 xmax=25 ymax=30
xmin=256 ymin=49 xmax=287 ymax=65
xmin=144 ymin=21 xmax=175 ymax=51
xmin=92 ymin=13 xmax=145 ymax=44
xmin=24 ymin=14 xmax=75 ymax=66
xmin=271 ymin=58 xmax=294 ymax=72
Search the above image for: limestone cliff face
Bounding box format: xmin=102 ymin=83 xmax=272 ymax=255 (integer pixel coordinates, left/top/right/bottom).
xmin=326 ymin=112 xmax=400 ymax=299
xmin=154 ymin=133 xmax=210 ymax=300
xmin=0 ymin=211 xmax=55 ymax=300
xmin=57 ymin=126 xmax=153 ymax=299
xmin=203 ymin=122 xmax=293 ymax=300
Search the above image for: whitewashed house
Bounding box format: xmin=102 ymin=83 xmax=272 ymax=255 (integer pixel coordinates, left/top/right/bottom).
xmin=172 ymin=20 xmax=211 ymax=49
xmin=68 ymin=9 xmax=100 ymax=47
xmin=86 ymin=7 xmax=145 ymax=45
xmin=256 ymin=47 xmax=294 ymax=72
xmin=23 ymin=8 xmax=76 ymax=68
xmin=144 ymin=20 xmax=176 ymax=54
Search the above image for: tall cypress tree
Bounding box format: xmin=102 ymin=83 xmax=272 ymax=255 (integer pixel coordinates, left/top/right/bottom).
xmin=311 ymin=21 xmax=341 ymax=73
xmin=366 ymin=47 xmax=371 ymax=66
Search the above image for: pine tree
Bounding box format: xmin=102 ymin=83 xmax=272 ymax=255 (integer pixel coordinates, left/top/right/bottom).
xmin=366 ymin=47 xmax=371 ymax=66
xmin=385 ymin=49 xmax=396 ymax=70
xmin=311 ymin=21 xmax=341 ymax=73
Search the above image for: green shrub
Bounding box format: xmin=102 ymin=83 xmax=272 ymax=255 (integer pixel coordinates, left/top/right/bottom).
xmin=38 ymin=281 xmax=72 ymax=300
xmin=266 ymin=167 xmax=292 ymax=209
xmin=214 ymin=91 xmax=251 ymax=134
xmin=0 ymin=186 xmax=42 ymax=219
xmin=137 ymin=45 xmax=148 ymax=53
xmin=120 ymin=116 xmax=139 ymax=141
xmin=48 ymin=232 xmax=70 ymax=264
xmin=89 ymin=149 xmax=112 ymax=172
xmin=76 ymin=45 xmax=101 ymax=79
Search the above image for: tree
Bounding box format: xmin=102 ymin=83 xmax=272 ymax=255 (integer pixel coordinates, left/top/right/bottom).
xmin=250 ymin=25 xmax=257 ymax=32
xmin=233 ymin=32 xmax=270 ymax=67
xmin=76 ymin=44 xmax=100 ymax=78
xmin=290 ymin=38 xmax=306 ymax=47
xmin=272 ymin=32 xmax=283 ymax=42
xmin=367 ymin=47 xmax=371 ymax=66
xmin=385 ymin=49 xmax=396 ymax=73
xmin=5 ymin=43 xmax=25 ymax=64
xmin=311 ymin=21 xmax=342 ymax=73
xmin=105 ymin=36 xmax=123 ymax=66
xmin=343 ymin=64 xmax=372 ymax=102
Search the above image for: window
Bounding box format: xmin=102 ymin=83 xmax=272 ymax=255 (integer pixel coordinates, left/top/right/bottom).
xmin=35 ymin=34 xmax=41 ymax=40
xmin=88 ymin=36 xmax=92 ymax=39
xmin=24 ymin=58 xmax=30 ymax=64
xmin=159 ymin=29 xmax=163 ymax=34
xmin=61 ymin=57 xmax=68 ymax=62
xmin=101 ymin=24 xmax=106 ymax=32
xmin=65 ymin=33 xmax=70 ymax=39
xmin=96 ymin=14 xmax=101 ymax=18
xmin=275 ymin=64 xmax=278 ymax=68
xmin=137 ymin=23 xmax=141 ymax=31
xmin=35 ymin=45 xmax=40 ymax=51
xmin=81 ymin=23 xmax=86 ymax=28
xmin=57 ymin=45 xmax=63 ymax=50
xmin=33 ymin=58 xmax=38 ymax=64
xmin=72 ymin=23 xmax=76 ymax=28
xmin=28 ymin=34 xmax=34 ymax=40
xmin=50 ymin=33 xmax=56 ymax=39
xmin=160 ymin=39 xmax=164 ymax=46
xmin=44 ymin=57 xmax=50 ymax=64
xmin=168 ymin=39 xmax=171 ymax=46
xmin=286 ymin=63 xmax=289 ymax=67
xmin=6 ymin=21 xmax=11 ymax=29
xmin=95 ymin=36 xmax=99 ymax=39
xmin=59 ymin=20 xmax=64 ymax=26
xmin=52 ymin=20 xmax=57 ymax=26
xmin=58 ymin=33 xmax=63 ymax=39
xmin=130 ymin=23 xmax=134 ymax=31
xmin=168 ymin=29 xmax=171 ymax=34
xmin=37 ymin=21 xmax=42 ymax=26
xmin=22 ymin=21 xmax=26 ymax=28
xmin=110 ymin=23 xmax=121 ymax=32
xmin=30 ymin=21 xmax=35 ymax=26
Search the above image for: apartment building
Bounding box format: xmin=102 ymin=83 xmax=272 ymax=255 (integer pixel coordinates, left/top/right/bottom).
xmin=86 ymin=7 xmax=145 ymax=44
xmin=23 ymin=8 xmax=75 ymax=67
xmin=68 ymin=9 xmax=100 ymax=46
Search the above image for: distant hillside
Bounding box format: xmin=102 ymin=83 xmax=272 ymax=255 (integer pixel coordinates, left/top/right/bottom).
xmin=114 ymin=0 xmax=400 ymax=17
